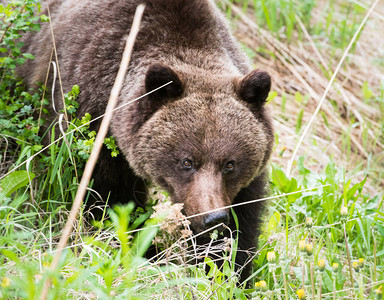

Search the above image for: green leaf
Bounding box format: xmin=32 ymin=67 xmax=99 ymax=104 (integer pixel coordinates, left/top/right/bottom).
xmin=322 ymin=270 xmax=333 ymax=292
xmin=131 ymin=217 xmax=160 ymax=259
xmin=295 ymin=109 xmax=304 ymax=134
xmin=271 ymin=165 xmax=290 ymax=190
xmin=15 ymin=57 xmax=26 ymax=65
xmin=204 ymin=257 xmax=220 ymax=277
xmin=266 ymin=91 xmax=277 ymax=103
xmin=40 ymin=15 xmax=49 ymax=22
xmin=377 ymin=224 xmax=384 ymax=238
xmin=362 ymin=81 xmax=373 ymax=100
xmin=22 ymin=53 xmax=35 ymax=60
xmin=295 ymin=91 xmax=303 ymax=103
xmin=0 ymin=170 xmax=35 ymax=196
xmin=2 ymin=249 xmax=20 ymax=264
xmin=345 ymin=178 xmax=366 ymax=201
xmin=72 ymin=84 xmax=80 ymax=95
xmin=266 ymin=211 xmax=281 ymax=233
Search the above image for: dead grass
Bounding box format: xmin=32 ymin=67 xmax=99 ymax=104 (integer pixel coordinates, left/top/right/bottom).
xmin=226 ymin=0 xmax=384 ymax=193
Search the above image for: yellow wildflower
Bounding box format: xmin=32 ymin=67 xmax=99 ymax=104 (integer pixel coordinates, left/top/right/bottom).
xmin=318 ymin=259 xmax=325 ymax=272
xmin=353 ymin=261 xmax=359 ymax=272
xmin=332 ymin=263 xmax=339 ymax=272
xmin=299 ymin=240 xmax=306 ymax=252
xmin=305 ymin=243 xmax=313 ymax=256
xmin=259 ymin=280 xmax=267 ymax=291
xmin=358 ymin=258 xmax=364 ymax=268
xmin=297 ymin=289 xmax=306 ymax=299
xmin=1 ymin=277 xmax=10 ymax=288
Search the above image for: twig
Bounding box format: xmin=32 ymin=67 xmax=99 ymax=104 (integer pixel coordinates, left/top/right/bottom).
xmin=39 ymin=4 xmax=146 ymax=299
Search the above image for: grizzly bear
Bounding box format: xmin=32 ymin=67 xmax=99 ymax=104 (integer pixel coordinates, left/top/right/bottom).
xmin=17 ymin=0 xmax=274 ymax=282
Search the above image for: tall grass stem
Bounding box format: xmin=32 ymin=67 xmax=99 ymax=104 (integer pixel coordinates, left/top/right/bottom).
xmin=344 ymin=224 xmax=354 ymax=286
xmin=39 ymin=4 xmax=145 ymax=299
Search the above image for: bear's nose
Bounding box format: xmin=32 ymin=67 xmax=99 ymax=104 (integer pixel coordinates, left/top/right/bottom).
xmin=203 ymin=210 xmax=229 ymax=228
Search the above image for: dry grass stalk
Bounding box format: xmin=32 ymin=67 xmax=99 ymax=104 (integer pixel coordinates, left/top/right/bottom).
xmin=226 ymin=0 xmax=384 ymax=191
xmin=39 ymin=4 xmax=146 ymax=300
xmin=286 ymin=0 xmax=380 ymax=176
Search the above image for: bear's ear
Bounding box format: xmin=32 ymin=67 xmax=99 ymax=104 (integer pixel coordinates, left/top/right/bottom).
xmin=145 ymin=63 xmax=183 ymax=100
xmin=236 ymin=69 xmax=271 ymax=105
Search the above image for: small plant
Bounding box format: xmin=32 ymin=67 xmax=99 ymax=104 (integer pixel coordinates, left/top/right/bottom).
xmin=224 ymin=0 xmax=315 ymax=41
xmin=1 ymin=1 xmax=47 ymax=175
xmin=255 ymin=160 xmax=384 ymax=298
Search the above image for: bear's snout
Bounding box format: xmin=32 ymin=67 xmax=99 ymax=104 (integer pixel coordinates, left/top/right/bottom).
xmin=179 ymin=167 xmax=232 ymax=233
xmin=203 ymin=210 xmax=229 ymax=228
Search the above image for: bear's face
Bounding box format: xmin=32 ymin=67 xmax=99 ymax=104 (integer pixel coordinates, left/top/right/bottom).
xmin=128 ymin=64 xmax=273 ymax=232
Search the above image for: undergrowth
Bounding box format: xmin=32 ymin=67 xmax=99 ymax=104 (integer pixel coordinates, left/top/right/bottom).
xmin=1 ymin=0 xmax=383 ymax=299
xmin=224 ymin=0 xmax=366 ymax=50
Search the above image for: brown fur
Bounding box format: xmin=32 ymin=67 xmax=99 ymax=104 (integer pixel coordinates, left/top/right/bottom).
xmin=17 ymin=0 xmax=274 ymax=283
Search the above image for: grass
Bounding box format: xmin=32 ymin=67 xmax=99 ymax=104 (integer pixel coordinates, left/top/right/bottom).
xmin=1 ymin=0 xmax=384 ymax=299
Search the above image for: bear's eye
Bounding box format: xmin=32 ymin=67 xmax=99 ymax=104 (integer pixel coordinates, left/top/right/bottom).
xmin=181 ymin=159 xmax=193 ymax=169
xmin=225 ymin=161 xmax=235 ymax=172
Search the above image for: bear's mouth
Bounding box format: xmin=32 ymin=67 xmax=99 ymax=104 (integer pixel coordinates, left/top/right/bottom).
xmin=181 ymin=206 xmax=231 ymax=236
xmin=188 ymin=218 xmax=231 ymax=240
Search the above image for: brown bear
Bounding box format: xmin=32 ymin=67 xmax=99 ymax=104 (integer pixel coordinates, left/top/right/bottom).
xmin=17 ymin=0 xmax=274 ymax=282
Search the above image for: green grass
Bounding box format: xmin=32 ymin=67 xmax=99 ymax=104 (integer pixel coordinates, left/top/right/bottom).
xmin=1 ymin=136 xmax=383 ymax=299
xmin=224 ymin=0 xmax=366 ymax=51
xmin=1 ymin=0 xmax=384 ymax=299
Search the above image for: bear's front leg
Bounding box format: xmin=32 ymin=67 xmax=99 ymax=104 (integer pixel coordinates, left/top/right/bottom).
xmin=88 ymin=145 xmax=147 ymax=217
xmin=231 ymin=172 xmax=268 ymax=284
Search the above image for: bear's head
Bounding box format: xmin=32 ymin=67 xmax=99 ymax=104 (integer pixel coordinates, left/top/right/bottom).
xmin=126 ymin=63 xmax=273 ymax=233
